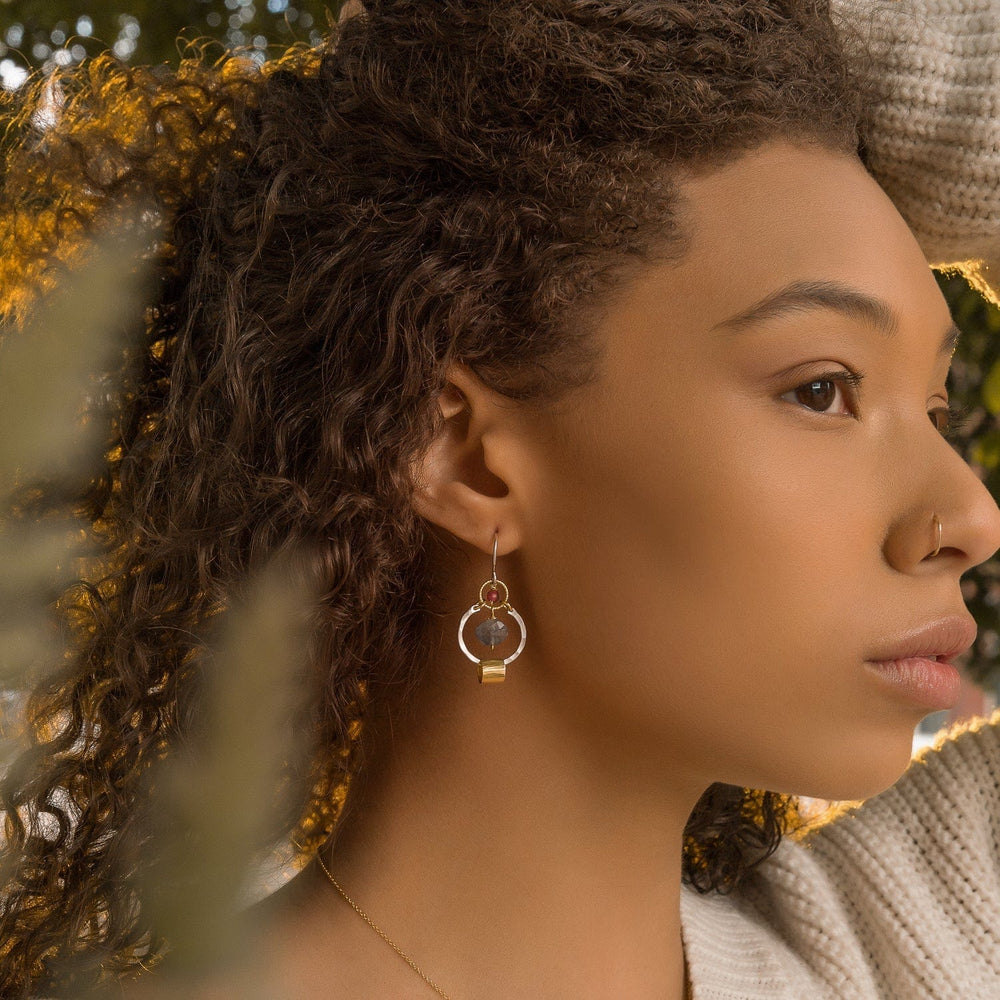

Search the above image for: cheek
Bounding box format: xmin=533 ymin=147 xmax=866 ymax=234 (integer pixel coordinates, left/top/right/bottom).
xmin=519 ymin=386 xmax=897 ymax=786
xmin=535 ymin=391 xmax=875 ymax=628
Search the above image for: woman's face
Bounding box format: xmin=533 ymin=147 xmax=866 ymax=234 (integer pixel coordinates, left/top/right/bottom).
xmin=514 ymin=139 xmax=1000 ymax=802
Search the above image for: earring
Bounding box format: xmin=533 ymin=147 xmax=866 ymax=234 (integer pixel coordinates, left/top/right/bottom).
xmin=457 ymin=530 xmax=526 ymax=683
xmin=931 ymin=513 xmax=943 ymax=558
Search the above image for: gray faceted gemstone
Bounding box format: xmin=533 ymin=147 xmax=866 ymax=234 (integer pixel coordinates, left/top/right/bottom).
xmin=475 ymin=617 xmax=509 ymax=647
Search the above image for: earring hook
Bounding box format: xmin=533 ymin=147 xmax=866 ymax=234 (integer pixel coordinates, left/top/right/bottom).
xmin=492 ymin=529 xmax=499 ymax=581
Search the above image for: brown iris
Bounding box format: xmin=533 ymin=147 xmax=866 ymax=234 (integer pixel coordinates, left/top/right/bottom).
xmin=794 ymin=379 xmax=836 ymax=411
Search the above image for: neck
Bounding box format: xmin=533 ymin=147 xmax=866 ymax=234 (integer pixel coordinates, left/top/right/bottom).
xmin=316 ymin=633 xmax=706 ymax=1000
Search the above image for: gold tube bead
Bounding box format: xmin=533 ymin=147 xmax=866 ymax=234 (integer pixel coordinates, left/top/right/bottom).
xmin=478 ymin=659 xmax=506 ymax=683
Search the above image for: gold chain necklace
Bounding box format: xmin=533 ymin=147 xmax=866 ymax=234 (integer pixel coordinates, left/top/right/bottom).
xmin=316 ymin=849 xmax=454 ymax=999
xmin=315 ymin=851 xmax=693 ymax=1000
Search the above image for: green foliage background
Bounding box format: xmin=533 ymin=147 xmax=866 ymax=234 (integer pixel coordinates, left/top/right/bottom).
xmin=935 ymin=272 xmax=1000 ymax=688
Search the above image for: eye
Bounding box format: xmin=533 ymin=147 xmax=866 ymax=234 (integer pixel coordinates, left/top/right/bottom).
xmin=929 ymin=402 xmax=970 ymax=441
xmin=780 ymin=370 xmax=862 ymax=417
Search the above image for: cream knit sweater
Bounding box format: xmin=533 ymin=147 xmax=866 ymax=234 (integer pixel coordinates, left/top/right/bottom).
xmin=831 ymin=0 xmax=1000 ymax=307
xmin=681 ymin=709 xmax=1000 ymax=998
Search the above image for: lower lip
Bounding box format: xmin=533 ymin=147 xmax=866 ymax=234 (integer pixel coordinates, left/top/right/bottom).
xmin=864 ymin=657 xmax=962 ymax=710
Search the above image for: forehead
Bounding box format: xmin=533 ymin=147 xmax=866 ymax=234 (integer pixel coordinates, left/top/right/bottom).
xmin=632 ymin=139 xmax=950 ymax=339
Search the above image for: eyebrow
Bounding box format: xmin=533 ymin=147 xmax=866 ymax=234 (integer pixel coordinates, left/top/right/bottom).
xmin=711 ymin=278 xmax=961 ymax=357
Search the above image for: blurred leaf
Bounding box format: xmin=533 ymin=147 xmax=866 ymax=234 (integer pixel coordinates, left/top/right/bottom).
xmin=0 ymin=234 xmax=149 ymax=493
xmin=136 ymin=550 xmax=316 ymax=990
xmin=0 ymin=225 xmax=152 ymax=707
xmin=0 ymin=517 xmax=88 ymax=597
xmin=0 ymin=607 xmax=59 ymax=689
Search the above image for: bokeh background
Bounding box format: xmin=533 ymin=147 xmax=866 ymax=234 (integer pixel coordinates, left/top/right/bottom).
xmin=0 ymin=0 xmax=337 ymax=89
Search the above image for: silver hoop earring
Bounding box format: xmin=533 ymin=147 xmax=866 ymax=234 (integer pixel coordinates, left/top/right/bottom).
xmin=457 ymin=530 xmax=526 ymax=683
xmin=930 ymin=514 xmax=943 ymax=558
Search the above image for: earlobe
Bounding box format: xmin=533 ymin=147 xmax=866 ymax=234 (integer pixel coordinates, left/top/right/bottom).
xmin=407 ymin=363 xmax=526 ymax=555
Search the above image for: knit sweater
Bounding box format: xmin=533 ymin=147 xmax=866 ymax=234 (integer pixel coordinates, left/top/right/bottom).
xmin=830 ymin=0 xmax=1000 ymax=308
xmin=681 ymin=709 xmax=1000 ymax=998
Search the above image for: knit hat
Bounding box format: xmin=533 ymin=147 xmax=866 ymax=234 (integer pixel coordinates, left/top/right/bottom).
xmin=832 ymin=0 xmax=1000 ymax=307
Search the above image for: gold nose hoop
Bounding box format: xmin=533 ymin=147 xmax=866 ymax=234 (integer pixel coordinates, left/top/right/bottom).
xmin=930 ymin=514 xmax=943 ymax=558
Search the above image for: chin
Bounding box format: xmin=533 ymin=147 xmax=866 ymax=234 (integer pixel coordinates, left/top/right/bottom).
xmin=791 ymin=738 xmax=918 ymax=804
xmin=747 ymin=725 xmax=918 ymax=804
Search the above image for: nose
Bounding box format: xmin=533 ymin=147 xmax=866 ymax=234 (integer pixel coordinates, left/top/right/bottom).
xmin=883 ymin=436 xmax=1000 ymax=575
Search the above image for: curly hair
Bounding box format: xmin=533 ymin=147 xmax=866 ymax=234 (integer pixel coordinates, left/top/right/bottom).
xmin=0 ymin=1 xmax=878 ymax=994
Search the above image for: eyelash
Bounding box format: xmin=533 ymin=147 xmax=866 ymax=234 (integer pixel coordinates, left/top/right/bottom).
xmin=786 ymin=368 xmax=970 ymax=441
xmin=934 ymin=402 xmax=971 ymax=441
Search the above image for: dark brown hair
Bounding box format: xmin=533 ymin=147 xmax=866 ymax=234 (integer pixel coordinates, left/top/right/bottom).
xmin=0 ymin=1 xmax=876 ymax=994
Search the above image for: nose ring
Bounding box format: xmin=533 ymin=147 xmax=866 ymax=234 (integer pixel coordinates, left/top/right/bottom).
xmin=930 ymin=514 xmax=943 ymax=558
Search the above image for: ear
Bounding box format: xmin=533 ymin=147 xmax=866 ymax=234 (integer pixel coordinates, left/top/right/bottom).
xmin=409 ymin=362 xmax=526 ymax=557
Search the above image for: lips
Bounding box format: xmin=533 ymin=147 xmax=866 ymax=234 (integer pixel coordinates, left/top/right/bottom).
xmin=867 ymin=615 xmax=978 ymax=666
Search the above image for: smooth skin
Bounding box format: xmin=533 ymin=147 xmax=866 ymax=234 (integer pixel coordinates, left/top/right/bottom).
xmin=126 ymin=138 xmax=1000 ymax=999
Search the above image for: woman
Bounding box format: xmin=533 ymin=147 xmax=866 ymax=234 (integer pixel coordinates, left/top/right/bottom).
xmin=3 ymin=1 xmax=1000 ymax=997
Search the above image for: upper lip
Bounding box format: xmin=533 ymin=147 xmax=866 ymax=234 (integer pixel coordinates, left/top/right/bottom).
xmin=868 ymin=615 xmax=978 ymax=665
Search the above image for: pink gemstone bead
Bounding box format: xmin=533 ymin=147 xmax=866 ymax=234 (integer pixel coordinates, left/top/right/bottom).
xmin=486 ymin=588 xmax=499 ymax=603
